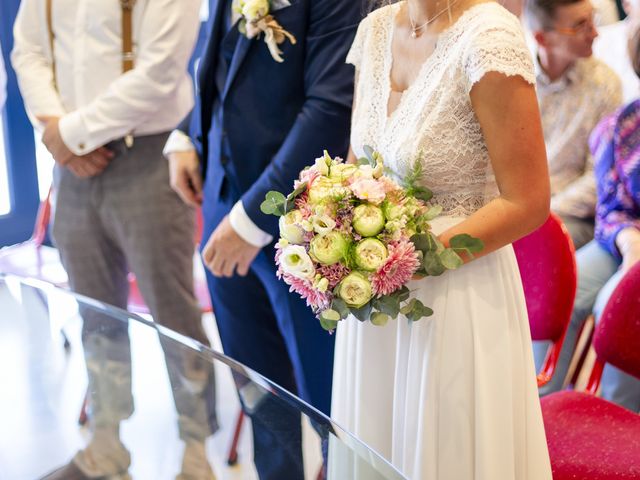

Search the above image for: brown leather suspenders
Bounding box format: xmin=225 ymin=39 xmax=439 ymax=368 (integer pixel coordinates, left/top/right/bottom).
xmin=45 ymin=0 xmax=137 ymax=146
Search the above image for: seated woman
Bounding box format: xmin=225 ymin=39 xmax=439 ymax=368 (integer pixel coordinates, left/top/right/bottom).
xmin=535 ymin=28 xmax=640 ymax=411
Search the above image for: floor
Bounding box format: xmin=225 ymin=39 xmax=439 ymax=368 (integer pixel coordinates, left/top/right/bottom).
xmin=0 ymin=281 xmax=322 ymax=480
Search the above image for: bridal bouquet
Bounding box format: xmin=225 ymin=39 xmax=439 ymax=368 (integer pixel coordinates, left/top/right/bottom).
xmin=261 ymin=147 xmax=483 ymax=331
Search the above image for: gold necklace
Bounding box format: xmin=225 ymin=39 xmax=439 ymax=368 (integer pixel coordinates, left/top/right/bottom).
xmin=408 ymin=0 xmax=462 ymax=38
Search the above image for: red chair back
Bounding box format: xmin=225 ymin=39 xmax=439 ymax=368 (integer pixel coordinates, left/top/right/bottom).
xmin=513 ymin=213 xmax=577 ymax=342
xmin=593 ymin=262 xmax=640 ymax=381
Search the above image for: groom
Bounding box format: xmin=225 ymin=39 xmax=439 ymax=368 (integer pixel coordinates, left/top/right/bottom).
xmin=164 ymin=0 xmax=361 ymax=477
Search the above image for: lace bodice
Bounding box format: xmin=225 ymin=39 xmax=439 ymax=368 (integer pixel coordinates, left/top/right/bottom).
xmin=348 ymin=2 xmax=535 ymax=217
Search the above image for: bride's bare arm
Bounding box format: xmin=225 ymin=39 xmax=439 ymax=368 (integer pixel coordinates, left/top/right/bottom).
xmin=439 ymin=71 xmax=550 ymax=261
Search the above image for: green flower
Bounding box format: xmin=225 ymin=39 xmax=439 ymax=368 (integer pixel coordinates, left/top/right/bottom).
xmin=354 ymin=238 xmax=388 ymax=271
xmin=338 ymin=272 xmax=373 ymax=308
xmin=308 ymin=177 xmax=349 ymax=205
xmin=329 ymin=163 xmax=358 ymax=181
xmin=309 ymin=231 xmax=348 ymax=265
xmin=353 ymin=204 xmax=385 ymax=237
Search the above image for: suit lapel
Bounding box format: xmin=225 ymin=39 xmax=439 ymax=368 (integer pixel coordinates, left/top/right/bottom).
xmin=222 ymin=32 xmax=252 ymax=98
xmin=199 ymin=0 xmax=227 ymax=106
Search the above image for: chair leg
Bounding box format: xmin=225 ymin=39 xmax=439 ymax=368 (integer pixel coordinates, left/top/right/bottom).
xmin=226 ymin=409 xmax=245 ymax=466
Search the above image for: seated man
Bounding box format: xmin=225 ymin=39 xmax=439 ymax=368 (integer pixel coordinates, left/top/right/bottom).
xmin=594 ymin=0 xmax=640 ymax=102
xmin=525 ymin=0 xmax=622 ymax=249
xmin=534 ymin=29 xmax=640 ymax=408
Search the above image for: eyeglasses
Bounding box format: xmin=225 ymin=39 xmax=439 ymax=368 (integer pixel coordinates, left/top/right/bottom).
xmin=550 ymin=11 xmax=599 ymax=36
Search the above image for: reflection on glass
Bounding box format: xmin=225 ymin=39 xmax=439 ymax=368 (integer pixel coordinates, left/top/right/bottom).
xmin=0 ymin=276 xmax=407 ymax=480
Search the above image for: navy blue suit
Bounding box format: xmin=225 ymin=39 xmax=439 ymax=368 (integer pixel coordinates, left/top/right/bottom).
xmin=183 ymin=1 xmax=361 ymax=478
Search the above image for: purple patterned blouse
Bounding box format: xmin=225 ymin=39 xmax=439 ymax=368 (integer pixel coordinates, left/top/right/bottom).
xmin=589 ymin=99 xmax=640 ymax=261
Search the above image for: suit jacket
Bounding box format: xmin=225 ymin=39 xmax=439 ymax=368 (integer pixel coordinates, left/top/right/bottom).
xmin=183 ymin=0 xmax=362 ymax=237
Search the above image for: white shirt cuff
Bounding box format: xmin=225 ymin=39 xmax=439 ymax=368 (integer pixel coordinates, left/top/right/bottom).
xmin=163 ymin=129 xmax=196 ymax=158
xmin=229 ymin=201 xmax=273 ymax=248
xmin=58 ymin=111 xmax=92 ymax=155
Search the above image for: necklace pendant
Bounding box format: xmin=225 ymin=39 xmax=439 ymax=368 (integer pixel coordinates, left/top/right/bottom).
xmin=411 ymin=30 xmax=418 ymax=39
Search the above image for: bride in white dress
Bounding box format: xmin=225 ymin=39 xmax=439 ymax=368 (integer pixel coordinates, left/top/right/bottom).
xmin=330 ymin=1 xmax=553 ymax=479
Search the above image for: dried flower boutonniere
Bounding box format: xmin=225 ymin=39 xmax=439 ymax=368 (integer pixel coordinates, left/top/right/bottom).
xmin=233 ymin=0 xmax=297 ymax=63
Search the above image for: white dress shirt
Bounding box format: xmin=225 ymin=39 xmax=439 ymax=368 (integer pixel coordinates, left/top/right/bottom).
xmin=535 ymin=56 xmax=622 ymax=218
xmin=594 ymin=20 xmax=640 ymax=104
xmin=11 ymin=0 xmax=201 ymax=155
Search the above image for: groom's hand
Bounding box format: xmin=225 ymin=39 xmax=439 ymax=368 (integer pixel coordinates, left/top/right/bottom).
xmin=168 ymin=150 xmax=203 ymax=207
xmin=202 ymin=216 xmax=260 ymax=277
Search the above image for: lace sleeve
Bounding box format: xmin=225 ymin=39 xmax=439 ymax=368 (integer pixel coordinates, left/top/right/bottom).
xmin=346 ymin=15 xmax=370 ymax=69
xmin=463 ymin=16 xmax=535 ymax=94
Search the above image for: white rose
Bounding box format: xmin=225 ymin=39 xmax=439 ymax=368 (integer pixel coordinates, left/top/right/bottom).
xmin=279 ymin=210 xmax=305 ymax=244
xmin=311 ymin=214 xmax=336 ymax=235
xmin=241 ymin=0 xmax=269 ymax=20
xmin=280 ymin=245 xmax=316 ymax=280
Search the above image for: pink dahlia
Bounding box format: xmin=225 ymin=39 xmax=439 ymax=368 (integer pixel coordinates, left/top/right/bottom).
xmin=297 ymin=167 xmax=320 ymax=188
xmin=317 ymin=262 xmax=350 ymax=289
xmin=283 ymin=273 xmax=331 ymax=311
xmin=371 ymin=239 xmax=420 ymax=296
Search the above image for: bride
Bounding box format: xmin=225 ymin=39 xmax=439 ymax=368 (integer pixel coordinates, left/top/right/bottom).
xmin=330 ymin=0 xmax=553 ymax=478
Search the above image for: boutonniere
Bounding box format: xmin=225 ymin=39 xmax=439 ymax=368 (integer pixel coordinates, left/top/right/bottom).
xmin=233 ymin=0 xmax=297 ymax=63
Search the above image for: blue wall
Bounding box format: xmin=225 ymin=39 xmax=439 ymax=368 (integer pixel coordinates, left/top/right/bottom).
xmin=0 ymin=0 xmax=40 ymax=247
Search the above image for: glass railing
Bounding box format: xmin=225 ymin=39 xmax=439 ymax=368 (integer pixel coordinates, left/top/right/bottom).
xmin=0 ymin=275 xmax=406 ymax=480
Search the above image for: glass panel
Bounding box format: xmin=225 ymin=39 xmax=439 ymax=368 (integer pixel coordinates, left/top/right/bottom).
xmin=0 ymin=275 xmax=406 ymax=480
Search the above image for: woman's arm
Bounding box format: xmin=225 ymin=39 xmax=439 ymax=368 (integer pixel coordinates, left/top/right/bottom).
xmin=439 ymin=71 xmax=550 ymax=261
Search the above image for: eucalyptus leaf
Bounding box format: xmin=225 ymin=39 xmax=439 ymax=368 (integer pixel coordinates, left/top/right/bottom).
xmin=423 ymin=205 xmax=443 ymax=221
xmin=450 ymin=234 xmax=485 ymax=256
xmin=400 ymin=298 xmax=416 ymax=316
xmin=319 ymin=318 xmax=339 ymax=331
xmin=331 ymin=298 xmax=350 ymax=319
xmin=439 ymin=248 xmax=464 ymax=270
xmin=351 ymin=302 xmax=372 ymax=322
xmin=423 ymin=251 xmax=446 ymax=276
xmin=371 ymin=312 xmax=390 ymax=327
xmin=320 ymin=309 xmax=341 ymax=322
xmin=363 ymin=145 xmax=376 ymax=165
xmin=406 ymin=299 xmax=434 ymax=322
xmin=357 ymin=157 xmax=370 ymax=166
xmin=283 ymin=181 xmax=307 ymax=214
xmin=373 ymin=295 xmax=400 ymax=318
xmin=396 ymin=285 xmax=411 ymax=302
xmin=260 ymin=191 xmax=287 ymax=216
xmin=410 ymin=233 xmax=430 ymax=253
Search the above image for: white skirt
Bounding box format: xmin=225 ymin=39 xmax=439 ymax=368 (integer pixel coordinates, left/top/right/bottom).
xmin=329 ymin=217 xmax=552 ymax=480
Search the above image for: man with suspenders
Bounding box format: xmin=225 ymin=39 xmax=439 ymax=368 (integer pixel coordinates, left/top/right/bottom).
xmin=12 ymin=1 xmax=217 ymax=478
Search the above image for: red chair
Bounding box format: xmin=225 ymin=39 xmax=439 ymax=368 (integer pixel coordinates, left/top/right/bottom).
xmin=513 ymin=213 xmax=577 ymax=387
xmin=540 ymin=262 xmax=640 ymax=479
xmin=0 ymin=189 xmax=67 ymax=287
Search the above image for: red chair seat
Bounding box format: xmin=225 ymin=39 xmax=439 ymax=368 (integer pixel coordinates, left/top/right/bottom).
xmin=541 ymin=391 xmax=640 ymax=479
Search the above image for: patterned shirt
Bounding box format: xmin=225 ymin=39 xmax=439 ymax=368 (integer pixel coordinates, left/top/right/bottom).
xmin=590 ymin=99 xmax=640 ymax=260
xmin=536 ymin=56 xmax=622 ymax=219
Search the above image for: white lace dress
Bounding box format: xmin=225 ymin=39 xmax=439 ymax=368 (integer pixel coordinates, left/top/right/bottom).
xmin=330 ymin=3 xmax=553 ymax=479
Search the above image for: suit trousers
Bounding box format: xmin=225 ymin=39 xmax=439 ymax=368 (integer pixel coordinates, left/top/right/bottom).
xmin=51 ymin=133 xmax=217 ymax=475
xmin=201 ymin=175 xmax=336 ymax=480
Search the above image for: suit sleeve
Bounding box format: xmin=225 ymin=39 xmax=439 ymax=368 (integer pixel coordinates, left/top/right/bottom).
xmin=240 ymin=0 xmax=361 ymax=238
